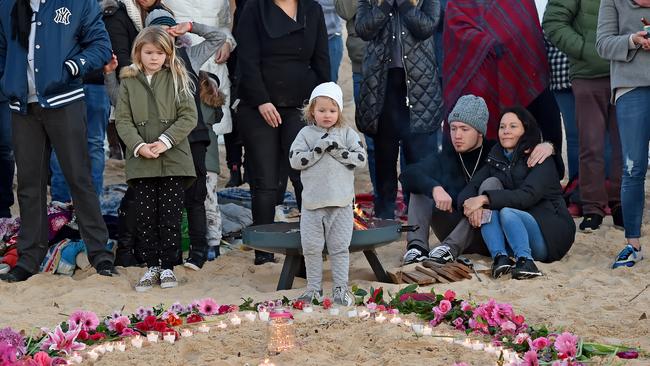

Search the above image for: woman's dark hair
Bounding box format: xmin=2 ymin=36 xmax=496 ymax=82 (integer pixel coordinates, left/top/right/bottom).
xmin=498 ymin=106 xmax=542 ymax=153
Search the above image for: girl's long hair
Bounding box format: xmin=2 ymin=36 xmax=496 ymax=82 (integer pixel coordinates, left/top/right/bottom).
xmin=131 ymin=26 xmax=194 ymax=102
xmin=499 ymin=106 xmax=542 ymax=154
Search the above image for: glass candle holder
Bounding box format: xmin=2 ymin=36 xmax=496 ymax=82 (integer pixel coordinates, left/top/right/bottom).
xmin=267 ymin=309 xmax=296 ymax=354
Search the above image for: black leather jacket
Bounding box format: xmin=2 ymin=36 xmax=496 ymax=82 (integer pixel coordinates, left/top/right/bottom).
xmin=355 ymin=0 xmax=442 ymax=135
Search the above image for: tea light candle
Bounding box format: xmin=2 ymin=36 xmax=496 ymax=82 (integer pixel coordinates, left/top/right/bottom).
xmin=87 ymin=351 xmax=99 ymax=361
xmin=259 ymin=310 xmax=270 ymax=322
xmin=347 ymin=309 xmax=358 ymax=318
xmin=358 ymin=310 xmax=370 ymax=319
xmin=412 ymin=324 xmax=423 ymax=336
xmin=181 ymin=329 xmax=193 ymax=337
xmin=484 ymin=344 xmax=496 ymax=354
xmin=472 ymin=340 xmax=484 ymax=350
xmin=163 ymin=331 xmax=176 ymax=344
xmin=94 ymin=344 xmax=106 ymax=354
xmin=258 ymin=358 xmax=275 ymax=366
xmin=422 ymin=326 xmax=432 ymax=336
xmin=329 ymin=307 xmax=340 ymax=316
xmin=303 ymin=305 xmax=314 ymax=313
xmin=198 ymin=324 xmax=211 ymax=333
xmin=230 ymin=314 xmax=242 ymax=326
xmin=375 ymin=313 xmax=386 ymax=323
xmin=115 ymin=341 xmax=126 ymax=352
xmin=147 ymin=331 xmax=159 ymax=342
xmin=389 ymin=316 xmax=402 ymax=324
xmin=245 ymin=311 xmax=257 ymax=321
xmin=463 ymin=338 xmax=472 ymax=347
xmin=69 ymin=352 xmax=83 ymax=364
xmin=104 ymin=343 xmax=114 ymax=352
xmin=131 ymin=335 xmax=143 ymax=348
xmin=217 ymin=321 xmax=227 ymax=330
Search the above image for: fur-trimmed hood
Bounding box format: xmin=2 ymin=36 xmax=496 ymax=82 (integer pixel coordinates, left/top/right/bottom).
xmin=118 ymin=64 xmax=141 ymax=79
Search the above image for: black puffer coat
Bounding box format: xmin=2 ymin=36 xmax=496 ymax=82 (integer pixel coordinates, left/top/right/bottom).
xmin=457 ymin=144 xmax=575 ymax=263
xmin=355 ymin=0 xmax=442 ymax=135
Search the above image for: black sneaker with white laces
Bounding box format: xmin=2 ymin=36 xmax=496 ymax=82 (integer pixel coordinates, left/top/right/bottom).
xmin=427 ymin=245 xmax=454 ymax=264
xmin=491 ymin=255 xmax=514 ymax=279
xmin=403 ymin=246 xmax=427 ymax=265
xmin=579 ymin=214 xmax=602 ymax=232
xmin=512 ymin=257 xmax=543 ymax=280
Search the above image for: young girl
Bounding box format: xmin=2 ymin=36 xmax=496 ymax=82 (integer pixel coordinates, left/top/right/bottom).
xmin=289 ymin=82 xmax=367 ymax=306
xmin=114 ymin=27 xmax=197 ymax=292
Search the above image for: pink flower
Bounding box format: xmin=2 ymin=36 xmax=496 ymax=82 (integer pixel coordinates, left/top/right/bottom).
xmin=554 ymin=332 xmax=578 ymax=359
xmin=530 ymin=337 xmax=550 ymax=351
xmin=460 ymin=301 xmax=473 ymax=312
xmin=438 ymin=300 xmax=452 ymax=314
xmin=366 ymin=303 xmax=377 ymax=311
xmin=443 ymin=290 xmax=456 ymax=302
xmin=33 ymin=351 xmax=53 ymax=366
xmin=468 ymin=318 xmax=487 ymax=333
xmin=431 ymin=307 xmax=445 ymax=326
xmin=452 ymin=317 xmax=465 ymax=331
xmin=107 ymin=316 xmax=131 ymax=333
xmin=520 ymin=350 xmax=539 ymax=366
xmin=514 ymin=333 xmax=530 ymax=344
xmin=0 ymin=342 xmax=17 ymax=365
xmin=197 ymin=298 xmax=219 ymax=316
xmin=119 ymin=328 xmax=139 ymax=337
xmin=491 ymin=303 xmax=513 ymax=326
xmin=500 ymin=320 xmax=516 ymax=334
xmin=40 ymin=325 xmax=86 ymax=355
xmin=68 ymin=310 xmax=99 ymax=331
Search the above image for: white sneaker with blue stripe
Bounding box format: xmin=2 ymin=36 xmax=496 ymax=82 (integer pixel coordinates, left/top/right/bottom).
xmin=612 ymin=244 xmax=643 ymax=269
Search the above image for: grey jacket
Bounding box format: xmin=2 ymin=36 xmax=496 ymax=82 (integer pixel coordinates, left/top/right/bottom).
xmin=334 ymin=0 xmax=367 ymax=73
xmin=596 ymin=0 xmax=650 ymax=92
xmin=289 ymin=125 xmax=366 ymax=210
xmin=355 ymin=0 xmax=442 ymax=135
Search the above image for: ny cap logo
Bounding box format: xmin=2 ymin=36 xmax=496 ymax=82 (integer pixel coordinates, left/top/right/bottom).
xmin=54 ymin=7 xmax=72 ymax=25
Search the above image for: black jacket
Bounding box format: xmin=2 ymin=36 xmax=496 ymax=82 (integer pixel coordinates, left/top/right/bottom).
xmin=457 ymin=144 xmax=575 ymax=263
xmin=235 ymin=0 xmax=330 ymax=108
xmin=400 ymin=139 xmax=497 ymax=208
xmin=355 ymin=0 xmax=442 ymax=135
xmin=103 ymin=0 xmax=139 ymax=77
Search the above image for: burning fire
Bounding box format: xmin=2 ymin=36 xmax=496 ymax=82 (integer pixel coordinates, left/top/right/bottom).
xmin=353 ymin=205 xmax=371 ymax=230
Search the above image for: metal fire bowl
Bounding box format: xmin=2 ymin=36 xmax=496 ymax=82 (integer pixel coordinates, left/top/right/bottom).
xmin=242 ymin=220 xmax=402 ymax=255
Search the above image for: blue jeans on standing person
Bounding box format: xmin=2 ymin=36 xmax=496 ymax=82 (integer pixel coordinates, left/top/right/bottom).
xmin=50 ymin=84 xmax=110 ymax=202
xmin=0 ymin=101 xmax=14 ymax=217
xmin=616 ymin=87 xmax=650 ymax=239
xmin=328 ymin=34 xmax=344 ymax=83
xmin=553 ymin=89 xmax=578 ymax=180
xmin=481 ymin=207 xmax=549 ymax=261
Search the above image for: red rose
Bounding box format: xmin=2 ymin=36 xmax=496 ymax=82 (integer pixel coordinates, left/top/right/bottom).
xmin=89 ymin=332 xmax=106 ymax=341
xmin=443 ymin=290 xmax=456 ymax=302
xmin=513 ymin=315 xmax=525 ymax=326
xmin=153 ymin=321 xmax=168 ymax=333
xmin=218 ymin=305 xmax=231 ymax=315
xmin=292 ymin=301 xmax=305 ymax=310
xmin=77 ymin=330 xmax=89 ymax=341
xmin=322 ymin=298 xmax=332 ymax=309
xmin=376 ymin=305 xmax=386 ymax=312
xmin=115 ymin=322 xmax=126 ymax=334
xmin=186 ymin=314 xmax=204 ymax=324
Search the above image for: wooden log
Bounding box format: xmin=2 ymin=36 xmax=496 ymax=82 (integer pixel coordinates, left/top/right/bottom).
xmin=416 ymin=266 xmax=448 ymax=284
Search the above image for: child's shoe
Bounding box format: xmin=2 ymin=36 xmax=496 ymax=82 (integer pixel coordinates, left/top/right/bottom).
xmin=160 ymin=269 xmax=178 ymax=289
xmin=135 ymin=267 xmax=160 ymax=292
xmin=332 ymin=286 xmax=354 ymax=306
xmin=296 ymin=289 xmax=322 ymax=304
xmin=613 ymin=244 xmax=643 ymax=269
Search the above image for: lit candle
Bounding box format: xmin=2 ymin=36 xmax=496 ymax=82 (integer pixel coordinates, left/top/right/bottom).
xmin=259 ymin=310 xmax=270 ymax=322
xmin=198 ymin=324 xmax=211 ymax=333
xmin=69 ymin=352 xmax=83 ymax=364
xmin=375 ymin=313 xmax=386 ymax=323
xmin=484 ymin=344 xmax=496 ymax=353
xmin=147 ymin=331 xmax=159 ymax=342
xmin=412 ymin=324 xmax=423 ymax=336
xmin=87 ymin=351 xmax=99 ymax=361
xmin=472 ymin=340 xmax=484 ymax=350
xmin=329 ymin=307 xmax=340 ymax=316
xmin=347 ymin=309 xmax=358 ymax=318
xmin=131 ymin=335 xmax=143 ymax=348
xmin=422 ymin=326 xmax=432 ymax=336
xmin=163 ymin=331 xmax=176 ymax=344
xmin=94 ymin=344 xmax=106 ymax=354
xmin=181 ymin=329 xmax=193 ymax=337
xmin=115 ymin=341 xmax=126 ymax=352
xmin=217 ymin=321 xmax=227 ymax=330
xmin=463 ymin=338 xmax=472 ymax=347
xmin=104 ymin=342 xmax=114 ymax=352
xmin=245 ymin=311 xmax=257 ymax=321
xmin=389 ymin=316 xmax=402 ymax=324
xmin=303 ymin=306 xmax=314 ymax=313
xmin=258 ymin=358 xmax=276 ymax=366
xmin=358 ymin=310 xmax=370 ymax=319
xmin=230 ymin=315 xmax=242 ymax=326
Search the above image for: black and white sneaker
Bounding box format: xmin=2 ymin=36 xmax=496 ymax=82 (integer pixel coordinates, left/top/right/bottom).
xmin=403 ymin=247 xmax=427 ymax=265
xmin=491 ymin=255 xmax=514 ymax=279
xmin=427 ymin=245 xmax=454 ymax=264
xmin=512 ymin=258 xmax=543 ymax=280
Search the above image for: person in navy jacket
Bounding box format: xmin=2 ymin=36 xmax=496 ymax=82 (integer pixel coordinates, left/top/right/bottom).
xmin=0 ymin=0 xmax=116 ymax=282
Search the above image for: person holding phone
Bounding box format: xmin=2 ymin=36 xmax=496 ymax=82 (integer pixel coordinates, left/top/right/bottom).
xmin=457 ymin=107 xmax=575 ymax=280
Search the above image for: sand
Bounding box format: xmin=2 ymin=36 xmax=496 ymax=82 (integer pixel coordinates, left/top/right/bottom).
xmin=1 ymin=40 xmax=649 ymax=366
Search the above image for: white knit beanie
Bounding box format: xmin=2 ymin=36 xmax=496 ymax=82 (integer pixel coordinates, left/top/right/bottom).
xmin=309 ymin=82 xmax=343 ymax=112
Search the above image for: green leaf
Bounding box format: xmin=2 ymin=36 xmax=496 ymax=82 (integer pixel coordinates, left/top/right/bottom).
xmin=397 ymin=284 xmax=418 ymax=296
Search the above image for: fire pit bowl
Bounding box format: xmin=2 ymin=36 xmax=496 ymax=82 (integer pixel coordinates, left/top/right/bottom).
xmin=243 ymin=220 xmax=414 ymax=290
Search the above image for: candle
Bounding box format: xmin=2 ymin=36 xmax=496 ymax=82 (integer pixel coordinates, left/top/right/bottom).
xmin=303 ymin=306 xmax=314 ymax=313
xmin=230 ymin=315 xmax=242 ymax=326
xmin=347 ymin=309 xmax=358 ymax=318
xmin=245 ymin=311 xmax=257 ymax=321
xmin=115 ymin=341 xmax=126 ymax=352
xmin=104 ymin=343 xmax=114 ymax=352
xmin=87 ymin=351 xmax=99 ymax=361
xmin=181 ymin=329 xmax=193 ymax=337
xmin=463 ymin=338 xmax=472 ymax=348
xmin=422 ymin=326 xmax=432 ymax=336
xmin=329 ymin=307 xmax=340 ymax=316
xmin=147 ymin=331 xmax=159 ymax=342
xmin=375 ymin=313 xmax=386 ymax=323
xmin=389 ymin=316 xmax=402 ymax=324
xmin=94 ymin=344 xmax=106 ymax=354
xmin=69 ymin=352 xmax=83 ymax=364
xmin=258 ymin=358 xmax=276 ymax=366
xmin=259 ymin=311 xmax=270 ymax=322
xmin=441 ymin=336 xmax=454 ymax=343
xmin=131 ymin=335 xmax=143 ymax=348
xmin=472 ymin=340 xmax=484 ymax=350
xmin=484 ymin=344 xmax=496 ymax=353
xmin=358 ymin=310 xmax=370 ymax=319
xmin=163 ymin=331 xmax=176 ymax=344
xmin=198 ymin=324 xmax=211 ymax=333
xmin=412 ymin=324 xmax=423 ymax=336
xmin=403 ymin=320 xmax=412 ymax=327
xmin=217 ymin=321 xmax=228 ymax=330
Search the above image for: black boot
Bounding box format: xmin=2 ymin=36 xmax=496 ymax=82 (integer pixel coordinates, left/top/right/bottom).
xmin=226 ymin=164 xmax=243 ymax=187
xmin=115 ymin=189 xmax=142 ymax=267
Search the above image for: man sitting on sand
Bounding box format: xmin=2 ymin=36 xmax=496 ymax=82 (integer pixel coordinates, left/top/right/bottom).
xmin=399 ymin=95 xmax=555 ymax=265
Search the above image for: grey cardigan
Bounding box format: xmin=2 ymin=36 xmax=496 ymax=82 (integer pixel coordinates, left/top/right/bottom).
xmin=596 ymin=0 xmax=650 ymax=92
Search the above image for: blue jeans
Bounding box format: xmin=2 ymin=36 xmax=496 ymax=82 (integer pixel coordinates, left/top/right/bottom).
xmin=616 ymin=87 xmax=650 ymax=238
xmin=50 ymin=84 xmax=109 ymax=202
xmin=328 ymin=34 xmax=344 ymax=83
xmin=481 ymin=207 xmax=548 ymax=261
xmin=553 ymin=89 xmax=578 ymax=180
xmin=0 ymin=101 xmax=14 ymax=217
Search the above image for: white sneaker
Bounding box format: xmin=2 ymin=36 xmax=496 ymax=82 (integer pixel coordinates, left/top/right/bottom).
xmin=332 ymin=286 xmax=355 ymax=306
xmin=135 ymin=267 xmax=160 ymax=292
xmin=403 ymin=247 xmax=427 ymax=265
xmin=428 ymin=245 xmax=455 ymax=264
xmin=160 ymin=269 xmax=178 ymax=289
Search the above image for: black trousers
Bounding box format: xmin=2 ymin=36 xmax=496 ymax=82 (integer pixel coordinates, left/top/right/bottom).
xmin=238 ymin=105 xmax=304 ymax=225
xmin=131 ymin=176 xmax=185 ymax=270
xmin=224 ymin=113 xmax=243 ymax=168
xmin=185 ymin=142 xmax=209 ymax=264
xmin=11 ymin=101 xmax=112 ymax=273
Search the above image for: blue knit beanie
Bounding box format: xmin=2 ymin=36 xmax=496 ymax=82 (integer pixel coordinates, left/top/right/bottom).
xmin=145 ymin=7 xmax=177 ymax=27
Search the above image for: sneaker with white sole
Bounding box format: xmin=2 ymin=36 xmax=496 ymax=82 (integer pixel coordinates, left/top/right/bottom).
xmin=296 ymin=289 xmax=323 ymax=304
xmin=612 ymin=244 xmax=643 ymax=269
xmin=511 ymin=258 xmax=543 ymax=280
xmin=403 ymin=247 xmax=427 ymax=265
xmin=0 ymin=263 xmax=9 ymax=274
xmin=160 ymin=269 xmax=178 ymax=289
xmin=332 ymin=286 xmax=355 ymax=306
xmin=135 ymin=267 xmax=160 ymax=292
xmin=427 ymin=245 xmax=454 ymax=264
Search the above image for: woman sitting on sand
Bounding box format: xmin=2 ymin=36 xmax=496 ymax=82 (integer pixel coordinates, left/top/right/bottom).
xmin=457 ymin=107 xmax=576 ymax=280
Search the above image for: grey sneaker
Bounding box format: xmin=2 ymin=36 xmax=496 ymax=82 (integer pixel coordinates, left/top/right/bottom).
xmin=135 ymin=267 xmax=160 ymax=292
xmin=332 ymin=286 xmax=354 ymax=306
xmin=427 ymin=245 xmax=454 ymax=264
xmin=296 ymin=289 xmax=322 ymax=304
xmin=160 ymin=269 xmax=178 ymax=289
